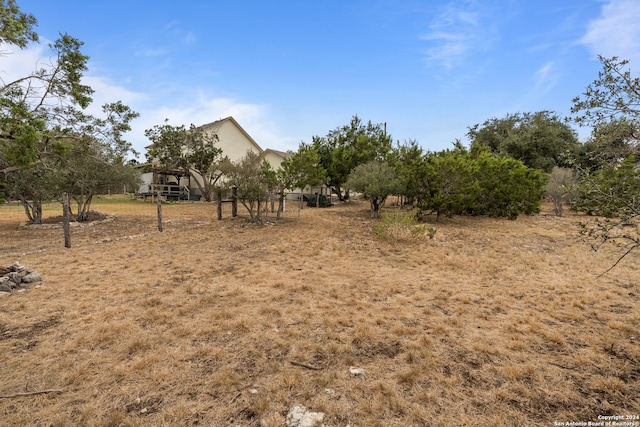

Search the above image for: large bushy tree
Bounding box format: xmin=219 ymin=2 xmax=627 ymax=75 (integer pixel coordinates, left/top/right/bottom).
xmin=1 ymin=1 xmax=139 ymax=222
xmin=57 ymin=134 xmax=141 ymax=221
xmin=467 ymin=111 xmax=579 ymax=172
xmin=145 ymin=122 xmax=226 ymax=202
xmin=472 ymin=148 xmax=547 ymax=219
xmin=312 ymin=115 xmax=392 ymax=201
xmin=390 ymin=140 xmax=429 ymax=207
xmin=417 ymin=145 xmax=546 ymax=219
xmin=418 ymin=145 xmax=479 ymax=219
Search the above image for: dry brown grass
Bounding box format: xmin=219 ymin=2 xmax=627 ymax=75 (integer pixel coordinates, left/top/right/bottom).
xmin=0 ymin=197 xmax=639 ymax=426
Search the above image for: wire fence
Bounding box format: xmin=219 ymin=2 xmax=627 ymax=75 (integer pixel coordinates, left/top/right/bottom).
xmin=0 ymin=192 xmax=318 ymax=256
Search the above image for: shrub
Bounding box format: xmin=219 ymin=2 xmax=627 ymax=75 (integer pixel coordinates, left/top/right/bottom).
xmin=374 ymin=210 xmax=428 ymax=240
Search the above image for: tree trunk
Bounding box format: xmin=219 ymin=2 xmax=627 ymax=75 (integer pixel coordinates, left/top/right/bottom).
xmin=77 ymin=194 xmax=93 ymax=222
xmin=21 ymin=198 xmax=42 ymax=224
xmin=21 ymin=198 xmax=35 ymax=223
xmin=256 ymin=197 xmax=262 ymax=221
xmin=331 ymin=185 xmax=344 ymax=201
xmin=370 ymin=198 xmax=380 ymax=218
xmin=240 ymin=199 xmax=255 ymax=222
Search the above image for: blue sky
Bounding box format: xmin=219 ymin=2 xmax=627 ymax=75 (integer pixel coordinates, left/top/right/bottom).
xmin=3 ymin=0 xmax=640 ymax=158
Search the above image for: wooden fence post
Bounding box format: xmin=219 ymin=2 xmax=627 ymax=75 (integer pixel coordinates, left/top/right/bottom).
xmin=157 ymin=192 xmax=163 ymax=232
xmin=62 ymin=192 xmax=71 ymax=248
xmin=217 ymin=188 xmax=223 ymax=220
xmin=232 ymin=186 xmax=238 ymax=218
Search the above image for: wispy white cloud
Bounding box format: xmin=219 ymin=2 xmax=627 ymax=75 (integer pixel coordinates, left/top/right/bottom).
xmin=419 ymin=2 xmax=496 ymax=69
xmin=135 ymin=48 xmax=170 ymax=57
xmin=581 ymin=0 xmax=640 ymax=63
xmin=183 ymin=31 xmax=197 ymax=44
xmin=162 ymin=20 xmax=198 ymax=44
xmin=0 ymin=42 xmax=47 ymax=85
xmin=533 ymin=61 xmax=558 ymax=94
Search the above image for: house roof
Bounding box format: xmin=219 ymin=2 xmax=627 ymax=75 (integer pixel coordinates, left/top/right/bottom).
xmin=261 ymin=148 xmax=291 ymax=159
xmin=144 ymin=116 xmax=264 ymax=153
xmin=200 ymin=116 xmax=263 ymax=154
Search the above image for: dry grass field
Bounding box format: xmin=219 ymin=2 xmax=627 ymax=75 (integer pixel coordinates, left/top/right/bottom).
xmin=0 ymin=197 xmax=638 ymax=426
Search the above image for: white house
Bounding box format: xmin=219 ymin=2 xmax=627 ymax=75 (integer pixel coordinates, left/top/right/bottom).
xmin=138 ymin=116 xmax=263 ymax=200
xmin=138 ymin=116 xmax=330 ymax=203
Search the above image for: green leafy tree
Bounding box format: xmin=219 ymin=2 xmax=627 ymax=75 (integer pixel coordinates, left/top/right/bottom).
xmin=419 ymin=146 xmax=479 ymax=219
xmin=544 ymin=167 xmax=577 ymax=216
xmin=57 ymin=136 xmax=141 ymax=221
xmin=571 ymin=56 xmax=640 ymax=270
xmin=0 ymin=0 xmax=38 ymax=48
xmin=467 ymin=111 xmax=579 ymax=172
xmin=145 ymin=122 xmax=227 ymax=202
xmin=472 ymin=149 xmax=547 ymax=219
xmin=2 ymin=161 xmax=60 ymax=223
xmin=389 ymin=140 xmax=429 ymax=207
xmin=417 ymin=145 xmax=546 ymax=219
xmin=223 ymin=150 xmax=277 ymax=222
xmin=273 ymin=143 xmax=326 ymax=219
xmin=571 ymin=56 xmax=640 ymax=127
xmin=1 ymin=2 xmax=139 ymax=222
xmin=573 ymin=156 xmax=640 ymax=274
xmin=345 ymin=160 xmax=402 ymax=217
xmin=573 ymin=117 xmax=639 ymax=171
xmin=312 ymin=115 xmax=392 ymax=201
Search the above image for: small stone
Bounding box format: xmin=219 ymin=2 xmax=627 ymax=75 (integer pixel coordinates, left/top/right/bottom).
xmin=17 ymin=288 xmax=27 ymax=293
xmin=21 ymin=272 xmax=42 ymax=283
xmin=249 ymin=389 xmax=258 ymax=394
xmin=349 ymin=367 xmax=367 ymax=378
xmin=8 ymin=262 xmax=25 ymax=272
xmin=0 ymin=284 xmax=11 ymax=293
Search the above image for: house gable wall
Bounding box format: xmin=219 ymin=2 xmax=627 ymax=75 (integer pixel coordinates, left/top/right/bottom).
xmin=202 ymin=117 xmax=262 ymax=162
xmin=261 ymin=150 xmax=287 ymax=170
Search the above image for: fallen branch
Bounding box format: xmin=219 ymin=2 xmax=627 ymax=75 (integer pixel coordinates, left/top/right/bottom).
xmin=228 ymin=392 xmax=242 ymax=405
xmin=0 ymin=389 xmax=64 ymax=399
xmin=289 ymin=360 xmax=323 ymax=370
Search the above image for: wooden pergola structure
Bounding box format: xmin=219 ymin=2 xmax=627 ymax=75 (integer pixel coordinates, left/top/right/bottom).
xmin=139 ymin=166 xmax=194 ymax=201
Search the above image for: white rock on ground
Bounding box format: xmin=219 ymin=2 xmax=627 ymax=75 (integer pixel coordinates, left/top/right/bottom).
xmin=285 ymin=405 xmax=325 ymax=427
xmin=349 ymin=367 xmax=367 ymax=378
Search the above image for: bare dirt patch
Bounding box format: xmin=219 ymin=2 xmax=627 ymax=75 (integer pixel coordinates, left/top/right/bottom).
xmin=0 ymin=199 xmax=638 ymax=426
